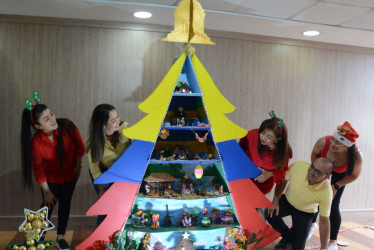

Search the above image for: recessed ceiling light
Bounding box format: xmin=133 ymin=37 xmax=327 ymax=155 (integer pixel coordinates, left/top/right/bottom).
xmin=302 ymin=30 xmax=320 ymax=37
xmin=134 ymin=11 xmax=152 ymax=19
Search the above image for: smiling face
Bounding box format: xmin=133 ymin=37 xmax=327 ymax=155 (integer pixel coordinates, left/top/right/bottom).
xmin=259 ymin=129 xmax=279 ymax=149
xmin=104 ymin=109 xmax=120 ymax=136
xmin=35 ymin=108 xmax=58 ymax=135
xmin=307 ymin=158 xmax=333 ymax=185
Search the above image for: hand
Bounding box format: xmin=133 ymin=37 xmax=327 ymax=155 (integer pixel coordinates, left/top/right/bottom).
xmin=255 ymin=168 xmax=273 ymax=183
xmin=42 ymin=191 xmax=56 ymax=209
xmin=266 ymin=201 xmax=279 ymax=218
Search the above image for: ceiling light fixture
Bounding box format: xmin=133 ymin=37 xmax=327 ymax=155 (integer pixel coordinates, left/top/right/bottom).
xmin=134 ymin=11 xmax=152 ymax=19
xmin=302 ymin=30 xmax=320 ymax=37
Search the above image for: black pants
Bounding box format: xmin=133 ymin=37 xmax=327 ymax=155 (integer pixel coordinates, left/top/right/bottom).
xmin=266 ymin=194 xmax=314 ymax=250
xmin=312 ymin=171 xmax=346 ymax=240
xmin=41 ymin=179 xmax=77 ymax=235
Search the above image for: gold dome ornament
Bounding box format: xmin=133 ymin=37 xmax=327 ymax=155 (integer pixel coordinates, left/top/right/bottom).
xmin=185 ymin=45 xmax=195 ymax=56
xmin=26 ymin=240 xmax=35 ymax=247
xmin=36 ymin=243 xmax=46 ymax=250
xmin=18 ymin=207 xmax=55 ymax=242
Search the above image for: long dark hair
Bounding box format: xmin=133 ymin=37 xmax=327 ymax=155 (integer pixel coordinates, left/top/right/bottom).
xmin=257 ymin=119 xmax=293 ymax=170
xmin=21 ymin=104 xmax=65 ymax=189
xmin=346 ymin=144 xmax=357 ymax=176
xmin=87 ymin=104 xmax=120 ymax=163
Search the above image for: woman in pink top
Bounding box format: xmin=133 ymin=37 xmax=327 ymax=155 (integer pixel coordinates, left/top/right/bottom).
xmin=309 ymin=121 xmax=362 ymax=250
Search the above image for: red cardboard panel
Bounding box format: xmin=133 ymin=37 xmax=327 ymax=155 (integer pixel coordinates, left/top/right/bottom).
xmin=229 ymin=179 xmax=280 ymax=248
xmin=76 ymin=182 xmax=139 ymax=249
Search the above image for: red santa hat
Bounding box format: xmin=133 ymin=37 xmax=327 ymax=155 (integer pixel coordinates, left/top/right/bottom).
xmin=333 ymin=121 xmax=359 ymax=147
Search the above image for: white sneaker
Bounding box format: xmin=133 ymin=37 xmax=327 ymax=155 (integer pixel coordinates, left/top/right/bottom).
xmin=306 ymin=223 xmax=319 ymax=241
xmin=327 ymin=242 xmax=338 ymax=250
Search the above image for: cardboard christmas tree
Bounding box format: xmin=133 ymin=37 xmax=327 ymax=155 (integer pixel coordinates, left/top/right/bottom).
xmin=77 ymin=0 xmax=279 ymax=249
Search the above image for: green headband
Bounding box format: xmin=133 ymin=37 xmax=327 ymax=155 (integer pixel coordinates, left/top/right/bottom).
xmin=269 ymin=110 xmax=284 ymax=129
xmin=24 ymin=89 xmax=40 ymax=110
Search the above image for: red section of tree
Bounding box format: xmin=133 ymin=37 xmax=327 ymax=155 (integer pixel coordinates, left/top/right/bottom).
xmin=229 ymin=178 xmax=280 ymax=248
xmin=76 ymin=182 xmax=140 ymax=250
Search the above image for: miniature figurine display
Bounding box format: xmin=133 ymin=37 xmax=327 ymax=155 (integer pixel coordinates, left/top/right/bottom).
xmin=142 ymin=233 xmax=151 ymax=250
xmin=8 ymin=207 xmax=54 ymax=250
xmin=131 ymin=209 xmax=148 ymax=229
xmin=163 ymin=204 xmax=172 ymax=227
xmin=180 ymin=210 xmax=192 ymax=228
xmin=174 ymin=81 xmax=192 ymax=93
xmin=211 ymin=208 xmax=235 ymax=225
xmin=171 ymin=107 xmax=190 ymax=126
xmin=201 ymin=207 xmax=211 ymax=228
xmin=143 ymin=173 xmax=177 ymax=197
xmin=151 ymin=214 xmax=160 ymax=230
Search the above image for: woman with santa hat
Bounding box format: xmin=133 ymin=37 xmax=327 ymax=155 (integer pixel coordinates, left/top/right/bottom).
xmin=308 ymin=121 xmax=362 ymax=250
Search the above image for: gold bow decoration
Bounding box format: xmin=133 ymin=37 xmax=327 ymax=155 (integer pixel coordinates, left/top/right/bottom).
xmin=337 ymin=125 xmax=351 ymax=136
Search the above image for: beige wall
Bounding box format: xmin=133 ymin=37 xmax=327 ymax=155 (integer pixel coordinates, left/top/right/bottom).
xmin=0 ymin=16 xmax=373 ymax=217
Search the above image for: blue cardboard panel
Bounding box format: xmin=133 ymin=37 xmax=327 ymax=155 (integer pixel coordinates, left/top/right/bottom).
xmin=216 ymin=140 xmax=261 ymax=182
xmin=94 ymin=140 xmax=154 ymax=184
xmin=177 ymin=55 xmax=201 ymax=94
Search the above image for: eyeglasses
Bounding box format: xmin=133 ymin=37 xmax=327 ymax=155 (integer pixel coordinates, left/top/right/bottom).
xmin=310 ymin=164 xmax=328 ymax=176
xmin=331 ymin=137 xmax=344 ymax=146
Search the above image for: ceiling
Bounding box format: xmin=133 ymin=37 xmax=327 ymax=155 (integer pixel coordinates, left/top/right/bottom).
xmin=1 ymin=0 xmax=374 ymax=48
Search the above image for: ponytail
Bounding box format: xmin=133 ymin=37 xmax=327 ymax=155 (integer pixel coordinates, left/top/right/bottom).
xmin=21 ymin=108 xmax=34 ymax=189
xmin=346 ymin=144 xmax=357 ymax=176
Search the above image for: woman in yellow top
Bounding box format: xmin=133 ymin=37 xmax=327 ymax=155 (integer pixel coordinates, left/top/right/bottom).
xmin=86 ymin=104 xmax=132 ymax=224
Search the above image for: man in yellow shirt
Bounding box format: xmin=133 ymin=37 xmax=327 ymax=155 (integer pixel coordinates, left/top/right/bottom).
xmin=266 ymin=158 xmax=334 ymax=250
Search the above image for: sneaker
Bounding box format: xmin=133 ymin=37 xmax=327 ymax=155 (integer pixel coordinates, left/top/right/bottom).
xmin=56 ymin=239 xmax=70 ymax=250
xmin=327 ymin=242 xmax=338 ymax=250
xmin=274 ymin=238 xmax=289 ymax=250
xmin=306 ymin=223 xmax=319 ymax=241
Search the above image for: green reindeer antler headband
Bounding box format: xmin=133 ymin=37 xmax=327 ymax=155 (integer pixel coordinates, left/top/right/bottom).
xmin=269 ymin=110 xmax=284 ymax=133
xmin=25 ymin=89 xmax=41 ymax=125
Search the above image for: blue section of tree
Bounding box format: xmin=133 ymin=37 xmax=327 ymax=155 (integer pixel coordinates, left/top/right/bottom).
xmin=216 ymin=140 xmax=261 ymax=182
xmin=177 ymin=55 xmax=201 ymax=93
xmin=94 ymin=140 xmax=154 ymax=184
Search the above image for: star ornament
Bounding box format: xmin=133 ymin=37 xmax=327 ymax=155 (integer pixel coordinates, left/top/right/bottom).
xmin=18 ymin=206 xmax=55 ymax=241
xmin=182 ymin=231 xmax=190 ymax=239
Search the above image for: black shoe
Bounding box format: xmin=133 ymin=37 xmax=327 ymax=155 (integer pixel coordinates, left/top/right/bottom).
xmin=56 ymin=239 xmax=70 ymax=250
xmin=274 ymin=238 xmax=289 ymax=250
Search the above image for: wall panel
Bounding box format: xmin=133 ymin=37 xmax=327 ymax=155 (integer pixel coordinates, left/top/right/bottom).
xmin=0 ymin=16 xmax=373 ymax=217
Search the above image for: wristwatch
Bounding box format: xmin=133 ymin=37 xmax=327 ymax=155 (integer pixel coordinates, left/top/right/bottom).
xmin=333 ymin=183 xmax=340 ymax=190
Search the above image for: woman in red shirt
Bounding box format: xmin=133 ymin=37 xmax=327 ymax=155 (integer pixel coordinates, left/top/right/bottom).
xmin=309 ymin=122 xmax=362 ymax=250
xmin=239 ymin=111 xmax=293 ymax=196
xmin=21 ymin=103 xmax=85 ymax=250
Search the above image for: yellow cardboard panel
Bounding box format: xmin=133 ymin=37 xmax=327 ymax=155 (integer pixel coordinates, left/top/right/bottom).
xmin=191 ymin=55 xmax=247 ymax=142
xmin=138 ymin=54 xmax=186 ymax=113
xmin=123 ymin=54 xmax=186 ymax=141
